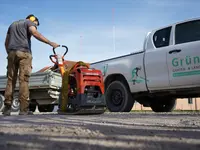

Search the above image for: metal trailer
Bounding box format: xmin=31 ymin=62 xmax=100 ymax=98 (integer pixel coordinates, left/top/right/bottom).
xmin=0 ymin=69 xmax=62 ymax=112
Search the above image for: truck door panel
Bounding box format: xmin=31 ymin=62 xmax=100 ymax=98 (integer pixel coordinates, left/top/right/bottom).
xmin=145 ymin=26 xmax=172 ymax=90
xmin=167 ymin=19 xmax=200 ymax=87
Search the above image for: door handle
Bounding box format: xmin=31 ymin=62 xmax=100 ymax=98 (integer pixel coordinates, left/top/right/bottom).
xmin=169 ymin=49 xmax=181 ymax=54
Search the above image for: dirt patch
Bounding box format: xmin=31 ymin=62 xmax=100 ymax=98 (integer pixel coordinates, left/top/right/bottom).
xmin=0 ymin=112 xmax=200 ymax=150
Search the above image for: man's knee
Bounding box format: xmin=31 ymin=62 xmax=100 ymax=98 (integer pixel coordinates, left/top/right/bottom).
xmin=19 ymin=53 xmax=32 ymax=82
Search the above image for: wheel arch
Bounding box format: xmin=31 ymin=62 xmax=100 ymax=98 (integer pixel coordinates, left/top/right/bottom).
xmin=104 ymin=74 xmax=131 ymax=92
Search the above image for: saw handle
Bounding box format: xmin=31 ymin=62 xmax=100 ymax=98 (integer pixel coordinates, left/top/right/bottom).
xmin=53 ymin=45 xmax=68 ymax=57
xmin=49 ymin=54 xmax=65 ymax=64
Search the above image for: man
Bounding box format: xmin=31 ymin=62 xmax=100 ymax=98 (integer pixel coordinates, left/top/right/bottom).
xmin=2 ymin=14 xmax=59 ymax=116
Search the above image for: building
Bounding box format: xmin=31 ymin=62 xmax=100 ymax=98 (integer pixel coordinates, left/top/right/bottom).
xmin=132 ymin=98 xmax=200 ymax=111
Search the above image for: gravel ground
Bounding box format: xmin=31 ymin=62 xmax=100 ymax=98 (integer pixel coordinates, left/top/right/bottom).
xmin=0 ymin=111 xmax=200 ymax=150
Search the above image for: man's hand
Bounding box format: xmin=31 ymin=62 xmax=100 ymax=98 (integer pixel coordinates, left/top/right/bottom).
xmin=49 ymin=42 xmax=59 ymax=49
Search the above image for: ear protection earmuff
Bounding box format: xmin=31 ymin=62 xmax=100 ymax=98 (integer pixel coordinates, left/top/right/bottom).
xmin=29 ymin=16 xmax=36 ymax=22
xmin=26 ymin=14 xmax=40 ymax=26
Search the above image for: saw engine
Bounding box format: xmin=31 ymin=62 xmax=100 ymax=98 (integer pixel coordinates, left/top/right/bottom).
xmin=50 ymin=45 xmax=106 ymax=115
xmin=65 ymin=67 xmax=105 ymax=114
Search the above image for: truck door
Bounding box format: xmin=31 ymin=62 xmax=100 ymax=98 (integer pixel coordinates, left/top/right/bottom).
xmin=144 ymin=26 xmax=172 ymax=90
xmin=167 ymin=19 xmax=200 ymax=87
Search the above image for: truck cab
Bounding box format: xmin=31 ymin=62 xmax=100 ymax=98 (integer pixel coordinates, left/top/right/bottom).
xmin=144 ymin=18 xmax=200 ymax=93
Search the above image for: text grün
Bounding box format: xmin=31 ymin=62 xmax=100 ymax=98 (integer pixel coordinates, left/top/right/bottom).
xmin=172 ymin=56 xmax=200 ymax=67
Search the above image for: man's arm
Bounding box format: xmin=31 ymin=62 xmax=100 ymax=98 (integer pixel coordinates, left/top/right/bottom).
xmin=29 ymin=26 xmax=59 ymax=48
xmin=5 ymin=34 xmax=9 ymax=54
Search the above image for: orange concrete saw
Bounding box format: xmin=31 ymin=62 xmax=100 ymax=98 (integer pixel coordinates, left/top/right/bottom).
xmin=49 ymin=45 xmax=106 ymax=115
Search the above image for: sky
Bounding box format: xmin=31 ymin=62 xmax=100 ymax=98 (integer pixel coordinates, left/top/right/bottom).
xmin=0 ymin=0 xmax=200 ymax=75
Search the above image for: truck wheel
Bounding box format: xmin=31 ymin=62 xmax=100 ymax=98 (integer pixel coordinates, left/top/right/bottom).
xmin=105 ymin=81 xmax=134 ymax=112
xmin=0 ymin=94 xmax=5 ymax=112
xmin=11 ymin=94 xmax=20 ymax=112
xmin=150 ymin=98 xmax=176 ymax=112
xmin=38 ymin=104 xmax=54 ymax=112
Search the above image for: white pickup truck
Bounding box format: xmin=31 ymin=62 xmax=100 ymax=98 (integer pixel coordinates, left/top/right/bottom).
xmin=91 ymin=18 xmax=200 ymax=112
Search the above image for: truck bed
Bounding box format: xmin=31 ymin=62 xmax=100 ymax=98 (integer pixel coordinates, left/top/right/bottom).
xmin=90 ymin=50 xmax=147 ymax=93
xmin=91 ymin=50 xmax=144 ymax=65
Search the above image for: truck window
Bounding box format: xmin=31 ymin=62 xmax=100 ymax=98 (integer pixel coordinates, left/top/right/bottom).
xmin=175 ymin=19 xmax=200 ymax=44
xmin=153 ymin=27 xmax=171 ymax=48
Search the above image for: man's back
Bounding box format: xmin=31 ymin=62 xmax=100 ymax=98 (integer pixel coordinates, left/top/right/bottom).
xmin=7 ymin=19 xmax=36 ymax=53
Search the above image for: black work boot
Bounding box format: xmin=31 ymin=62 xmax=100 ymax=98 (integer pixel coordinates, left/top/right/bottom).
xmin=2 ymin=105 xmax=11 ymax=116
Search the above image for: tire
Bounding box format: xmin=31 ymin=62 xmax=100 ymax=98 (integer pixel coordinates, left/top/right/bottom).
xmin=38 ymin=104 xmax=54 ymax=112
xmin=11 ymin=94 xmax=20 ymax=112
xmin=29 ymin=104 xmax=36 ymax=112
xmin=150 ymin=98 xmax=177 ymax=112
xmin=105 ymin=81 xmax=134 ymax=112
xmin=0 ymin=94 xmax=5 ymax=112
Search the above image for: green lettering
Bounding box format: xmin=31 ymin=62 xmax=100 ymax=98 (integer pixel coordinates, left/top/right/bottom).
xmin=186 ymin=56 xmax=191 ymax=65
xmin=194 ymin=56 xmax=200 ymax=64
xmin=172 ymin=58 xmax=179 ymax=67
xmin=180 ymin=59 xmax=184 ymax=66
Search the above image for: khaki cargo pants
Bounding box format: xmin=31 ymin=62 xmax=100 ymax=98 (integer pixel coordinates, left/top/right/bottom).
xmin=4 ymin=50 xmax=32 ymax=112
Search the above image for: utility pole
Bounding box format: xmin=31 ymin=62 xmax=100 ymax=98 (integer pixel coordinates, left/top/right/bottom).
xmin=112 ymin=8 xmax=116 ymax=52
xmin=80 ymin=35 xmax=82 ymax=51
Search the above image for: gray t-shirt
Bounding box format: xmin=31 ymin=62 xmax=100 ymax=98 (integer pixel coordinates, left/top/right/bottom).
xmin=7 ymin=19 xmax=37 ymax=54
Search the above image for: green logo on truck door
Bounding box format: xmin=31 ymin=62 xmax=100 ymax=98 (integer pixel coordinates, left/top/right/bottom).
xmin=102 ymin=64 xmax=108 ymax=76
xmin=172 ymin=56 xmax=200 ymax=77
xmin=130 ymin=67 xmax=148 ymax=85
